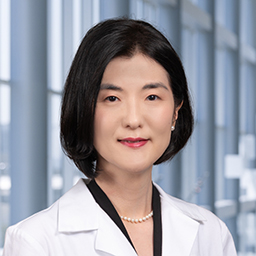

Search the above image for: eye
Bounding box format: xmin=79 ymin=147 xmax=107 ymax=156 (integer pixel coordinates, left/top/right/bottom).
xmin=147 ymin=95 xmax=159 ymax=101
xmin=105 ymin=96 xmax=119 ymax=102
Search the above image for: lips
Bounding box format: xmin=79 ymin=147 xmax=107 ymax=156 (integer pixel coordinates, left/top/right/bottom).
xmin=118 ymin=137 xmax=148 ymax=148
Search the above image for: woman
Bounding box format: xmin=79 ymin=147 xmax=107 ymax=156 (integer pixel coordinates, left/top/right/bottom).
xmin=3 ymin=18 xmax=237 ymax=256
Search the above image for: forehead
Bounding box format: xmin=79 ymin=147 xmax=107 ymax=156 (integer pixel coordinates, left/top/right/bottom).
xmin=101 ymin=53 xmax=170 ymax=88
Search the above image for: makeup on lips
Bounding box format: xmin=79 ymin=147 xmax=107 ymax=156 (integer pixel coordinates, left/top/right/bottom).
xmin=118 ymin=137 xmax=149 ymax=148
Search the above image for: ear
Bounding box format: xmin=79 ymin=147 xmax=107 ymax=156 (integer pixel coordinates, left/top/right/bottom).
xmin=172 ymin=101 xmax=183 ymax=126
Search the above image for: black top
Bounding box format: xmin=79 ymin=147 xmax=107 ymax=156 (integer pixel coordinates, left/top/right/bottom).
xmin=86 ymin=179 xmax=162 ymax=256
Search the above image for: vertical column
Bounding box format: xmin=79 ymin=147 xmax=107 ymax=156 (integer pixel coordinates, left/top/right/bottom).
xmin=224 ymin=0 xmax=240 ymax=248
xmin=62 ymin=0 xmax=76 ymax=195
xmin=179 ymin=2 xmax=215 ymax=208
xmin=224 ymin=48 xmax=240 ymax=248
xmin=157 ymin=2 xmax=182 ymax=197
xmin=10 ymin=0 xmax=47 ymax=224
xmin=225 ymin=1 xmax=241 ymax=249
xmin=158 ymin=2 xmax=182 ymax=55
xmin=195 ymin=2 xmax=217 ymax=210
xmin=196 ymin=28 xmax=216 ymax=211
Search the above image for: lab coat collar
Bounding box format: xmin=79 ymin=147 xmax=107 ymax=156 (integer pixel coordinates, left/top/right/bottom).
xmin=94 ymin=208 xmax=137 ymax=255
xmin=154 ymin=183 xmax=206 ymax=255
xmin=58 ymin=179 xmax=206 ymax=255
xmin=58 ymin=179 xmax=99 ymax=232
xmin=58 ymin=179 xmax=137 ymax=256
xmin=154 ymin=183 xmax=206 ymax=223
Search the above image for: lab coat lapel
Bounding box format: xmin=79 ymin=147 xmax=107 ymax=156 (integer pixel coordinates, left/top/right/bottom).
xmin=95 ymin=209 xmax=137 ymax=256
xmin=161 ymin=200 xmax=200 ymax=255
xmin=155 ymin=184 xmax=205 ymax=256
xmin=58 ymin=179 xmax=99 ymax=232
xmin=58 ymin=179 xmax=137 ymax=256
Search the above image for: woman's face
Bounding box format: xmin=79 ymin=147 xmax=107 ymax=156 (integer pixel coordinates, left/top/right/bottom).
xmin=94 ymin=53 xmax=179 ymax=175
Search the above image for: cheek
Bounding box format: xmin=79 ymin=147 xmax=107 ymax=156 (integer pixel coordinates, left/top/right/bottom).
xmin=153 ymin=107 xmax=173 ymax=147
xmin=94 ymin=108 xmax=117 ymax=142
xmin=94 ymin=109 xmax=106 ymax=144
xmin=154 ymin=107 xmax=173 ymax=130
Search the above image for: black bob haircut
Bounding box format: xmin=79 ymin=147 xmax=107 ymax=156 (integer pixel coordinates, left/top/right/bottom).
xmin=60 ymin=18 xmax=194 ymax=178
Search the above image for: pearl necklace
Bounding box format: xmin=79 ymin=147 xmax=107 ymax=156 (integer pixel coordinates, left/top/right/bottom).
xmin=120 ymin=210 xmax=153 ymax=224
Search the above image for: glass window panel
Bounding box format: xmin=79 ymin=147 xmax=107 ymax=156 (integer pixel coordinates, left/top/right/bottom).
xmin=0 ymin=84 xmax=11 ymax=248
xmin=73 ymin=0 xmax=82 ymax=53
xmin=188 ymin=0 xmax=197 ymax=4
xmin=143 ymin=2 xmax=156 ymax=24
xmin=92 ymin=0 xmax=100 ymax=25
xmin=215 ymin=0 xmax=225 ymax=27
xmin=239 ymin=63 xmax=247 ymax=133
xmin=0 ymin=85 xmax=10 ymax=127
xmin=0 ymin=0 xmax=10 ymax=80
xmin=238 ymin=212 xmax=256 ymax=253
xmin=49 ymin=94 xmax=62 ymax=170
xmin=47 ymin=0 xmax=98 ymax=205
xmin=189 ymin=0 xmax=211 ymax=14
xmin=224 ymin=49 xmax=238 ymax=152
xmin=180 ymin=27 xmax=199 ymax=203
xmin=215 ymin=48 xmax=226 ymax=127
xmin=198 ymin=0 xmax=211 ymax=13
xmin=215 ymin=48 xmax=226 ymax=201
xmin=0 ymin=0 xmax=11 ymax=248
xmin=47 ymin=93 xmax=64 ymax=204
xmin=216 ymin=0 xmax=238 ymax=34
xmin=48 ymin=0 xmax=63 ymax=92
xmin=241 ymin=0 xmax=256 ymax=47
xmin=225 ymin=0 xmax=238 ymax=34
xmin=135 ymin=0 xmax=144 ymax=19
xmin=240 ymin=62 xmax=255 ymax=134
xmin=181 ymin=27 xmax=198 ymax=107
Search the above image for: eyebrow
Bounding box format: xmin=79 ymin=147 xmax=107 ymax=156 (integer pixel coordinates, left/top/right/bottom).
xmin=100 ymin=82 xmax=169 ymax=91
xmin=142 ymin=83 xmax=169 ymax=91
xmin=100 ymin=84 xmax=123 ymax=91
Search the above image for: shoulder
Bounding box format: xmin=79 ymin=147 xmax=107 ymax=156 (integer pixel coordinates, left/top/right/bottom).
xmin=155 ymin=182 xmax=220 ymax=224
xmin=3 ymin=179 xmax=92 ymax=255
xmin=3 ymin=201 xmax=58 ymax=256
xmin=166 ymin=194 xmax=228 ymax=234
xmin=155 ymin=183 xmax=237 ymax=255
xmin=5 ymin=178 xmax=89 ymax=235
xmin=4 ymin=196 xmax=59 ymax=250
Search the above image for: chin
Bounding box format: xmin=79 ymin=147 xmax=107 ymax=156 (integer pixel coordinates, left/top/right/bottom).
xmin=120 ymin=162 xmax=154 ymax=174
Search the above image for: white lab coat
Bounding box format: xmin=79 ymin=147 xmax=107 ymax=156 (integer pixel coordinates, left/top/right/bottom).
xmin=3 ymin=179 xmax=237 ymax=256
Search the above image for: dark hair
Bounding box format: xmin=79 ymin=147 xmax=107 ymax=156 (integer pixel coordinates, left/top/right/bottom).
xmin=60 ymin=18 xmax=194 ymax=178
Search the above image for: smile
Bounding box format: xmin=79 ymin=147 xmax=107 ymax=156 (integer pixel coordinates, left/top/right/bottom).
xmin=118 ymin=137 xmax=148 ymax=148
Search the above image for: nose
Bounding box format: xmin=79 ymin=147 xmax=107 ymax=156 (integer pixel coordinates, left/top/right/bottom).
xmin=122 ymin=100 xmax=143 ymax=129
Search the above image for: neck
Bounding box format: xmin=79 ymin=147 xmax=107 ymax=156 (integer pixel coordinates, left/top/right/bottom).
xmin=95 ymin=169 xmax=153 ymax=218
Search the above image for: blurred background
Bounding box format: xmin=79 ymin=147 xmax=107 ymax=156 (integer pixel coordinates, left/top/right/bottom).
xmin=0 ymin=0 xmax=256 ymax=254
